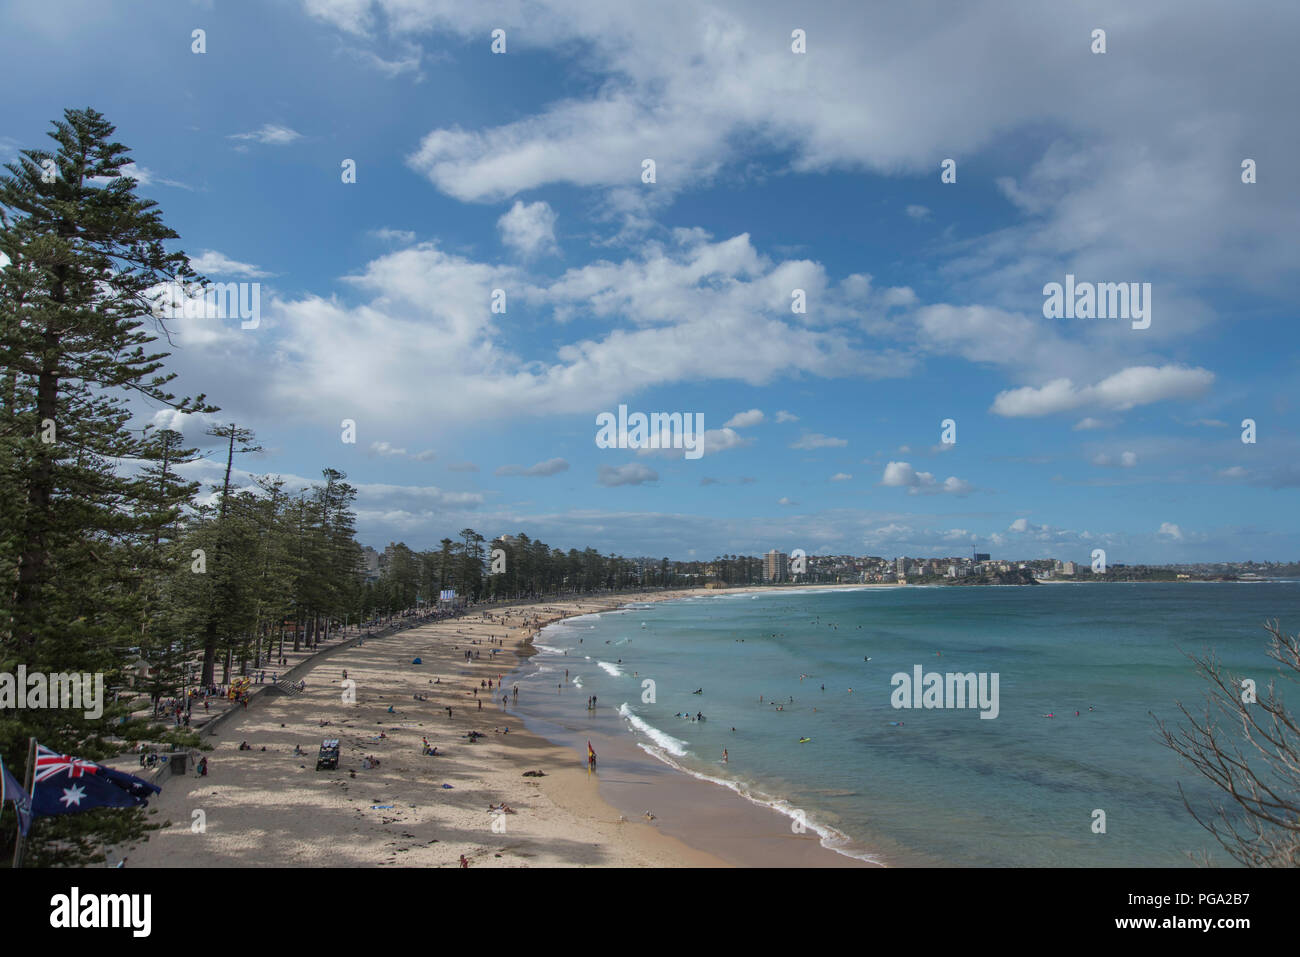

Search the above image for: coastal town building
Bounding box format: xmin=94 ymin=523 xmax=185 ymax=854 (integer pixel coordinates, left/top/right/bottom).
xmin=763 ymin=549 xmax=789 ymax=583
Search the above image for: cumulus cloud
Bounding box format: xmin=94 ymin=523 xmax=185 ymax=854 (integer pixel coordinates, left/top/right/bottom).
xmin=990 ymin=366 xmax=1214 ymax=417
xmin=723 ymin=409 xmax=765 ymax=428
xmin=880 ymin=461 xmax=973 ymax=495
xmin=178 ymin=234 xmax=911 ymax=431
xmin=905 ymin=204 xmax=931 ymax=220
xmin=1157 ymin=522 xmax=1184 ymax=541
xmin=830 ymin=472 xmax=852 ymax=481
xmin=775 ymin=410 xmax=799 ymax=423
xmin=497 ymin=199 xmax=559 ymax=258
xmin=598 ymin=463 xmax=658 ymax=487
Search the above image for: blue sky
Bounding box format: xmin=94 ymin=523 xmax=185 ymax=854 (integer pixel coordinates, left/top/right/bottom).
xmin=2 ymin=0 xmax=1297 ymax=562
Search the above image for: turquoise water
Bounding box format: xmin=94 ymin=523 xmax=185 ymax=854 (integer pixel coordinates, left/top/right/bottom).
xmin=520 ymin=583 xmax=1300 ymax=866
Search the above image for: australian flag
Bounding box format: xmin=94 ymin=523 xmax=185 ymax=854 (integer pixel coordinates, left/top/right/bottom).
xmin=0 ymin=753 xmax=33 ymax=836
xmin=29 ymin=744 xmax=161 ymax=818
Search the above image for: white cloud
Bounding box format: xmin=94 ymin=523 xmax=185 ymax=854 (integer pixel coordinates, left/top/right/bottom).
xmin=775 ymin=410 xmax=799 ymax=423
xmin=497 ymin=200 xmax=559 ymax=258
xmin=370 ymin=441 xmax=435 ymax=462
xmin=296 ymin=0 xmax=1297 ymax=392
xmin=791 ymin=432 xmax=847 ymax=450
xmin=1073 ymin=417 xmax=1106 ymax=431
xmin=228 ymin=124 xmax=303 ymax=146
xmin=991 ymin=366 xmax=1214 ymax=418
xmin=188 ymin=235 xmax=911 ymax=431
xmin=496 ymin=457 xmax=570 ymax=477
xmin=370 ymin=228 xmax=416 ymax=243
xmin=119 ymin=163 xmax=192 ymax=190
xmin=598 ymin=463 xmax=658 ymax=487
xmin=830 ymin=472 xmax=852 ymax=482
xmin=880 ymin=461 xmax=973 ymax=496
xmin=1157 ymin=522 xmax=1184 ymax=541
xmin=905 ymin=204 xmax=931 ymax=220
xmin=777 ymin=496 xmax=798 ymax=506
xmin=723 ymin=409 xmax=764 ymax=428
xmin=190 ymin=250 xmax=271 ymax=279
xmin=1091 ymin=451 xmax=1138 ymax=468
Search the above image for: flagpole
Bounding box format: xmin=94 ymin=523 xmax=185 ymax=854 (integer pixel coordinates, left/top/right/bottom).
xmin=11 ymin=737 xmax=35 ymax=869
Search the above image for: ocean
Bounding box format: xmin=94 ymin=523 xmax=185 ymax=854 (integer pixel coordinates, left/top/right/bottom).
xmin=508 ymin=582 xmax=1300 ymax=866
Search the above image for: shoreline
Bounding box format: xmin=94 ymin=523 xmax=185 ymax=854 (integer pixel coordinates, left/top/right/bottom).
xmin=505 ymin=586 xmax=884 ymax=868
xmin=110 ymin=589 xmax=742 ymax=867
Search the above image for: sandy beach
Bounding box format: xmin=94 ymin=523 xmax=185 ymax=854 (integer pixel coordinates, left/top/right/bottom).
xmin=111 ymin=589 xmax=732 ymax=867
xmin=110 ymin=584 xmax=892 ymax=867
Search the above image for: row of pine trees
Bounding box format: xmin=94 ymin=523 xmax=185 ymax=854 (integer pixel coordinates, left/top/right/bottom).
xmin=0 ymin=109 xmax=662 ymax=865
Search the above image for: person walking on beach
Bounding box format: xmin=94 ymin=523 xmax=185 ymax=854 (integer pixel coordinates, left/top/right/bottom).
xmin=723 ymin=749 xmax=728 ymax=763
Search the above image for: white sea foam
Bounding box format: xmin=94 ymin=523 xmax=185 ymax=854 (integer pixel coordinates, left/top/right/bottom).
xmin=597 ymin=660 xmax=623 ymax=677
xmin=632 ymin=743 xmax=884 ymax=865
xmin=572 ymin=676 xmax=583 ymax=689
xmin=618 ymin=703 xmax=688 ymax=756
